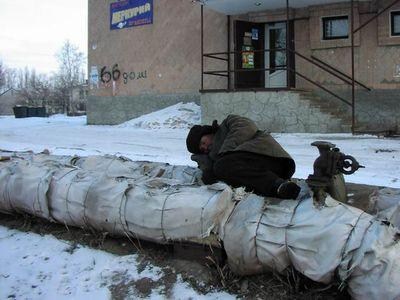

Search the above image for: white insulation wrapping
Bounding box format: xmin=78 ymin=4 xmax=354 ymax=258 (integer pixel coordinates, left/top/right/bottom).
xmin=223 ymin=192 xmax=400 ymax=299
xmin=0 ymin=153 xmax=399 ymax=300
xmin=369 ymin=187 xmax=400 ymax=229
xmin=0 ymin=154 xmax=235 ymax=242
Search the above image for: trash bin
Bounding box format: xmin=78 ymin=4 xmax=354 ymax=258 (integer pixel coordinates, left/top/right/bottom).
xmin=27 ymin=107 xmax=37 ymax=117
xmin=13 ymin=106 xmax=28 ymax=118
xmin=36 ymin=107 xmax=46 ymax=117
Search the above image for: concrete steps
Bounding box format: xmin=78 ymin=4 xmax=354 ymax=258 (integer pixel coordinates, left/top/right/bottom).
xmin=297 ymin=90 xmax=352 ymax=133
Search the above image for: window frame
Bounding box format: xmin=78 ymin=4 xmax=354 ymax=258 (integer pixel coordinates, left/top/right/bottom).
xmin=322 ymin=15 xmax=349 ymax=40
xmin=391 ymin=11 xmax=400 ymax=37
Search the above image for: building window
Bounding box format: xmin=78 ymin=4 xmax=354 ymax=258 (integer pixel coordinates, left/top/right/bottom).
xmin=322 ymin=16 xmax=349 ymax=40
xmin=391 ymin=11 xmax=400 ymax=36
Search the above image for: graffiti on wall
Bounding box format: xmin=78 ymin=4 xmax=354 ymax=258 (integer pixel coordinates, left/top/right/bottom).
xmin=122 ymin=70 xmax=148 ymax=83
xmin=98 ymin=64 xmax=148 ymax=85
xmin=90 ymin=64 xmax=148 ymax=95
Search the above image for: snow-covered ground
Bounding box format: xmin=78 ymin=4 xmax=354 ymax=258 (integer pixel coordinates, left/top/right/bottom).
xmin=0 ymin=102 xmax=399 ymax=299
xmin=0 ymin=226 xmax=232 ymax=300
xmin=1 ymin=102 xmax=399 ymax=187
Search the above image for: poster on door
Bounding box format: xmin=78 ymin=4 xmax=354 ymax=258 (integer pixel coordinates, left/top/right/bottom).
xmin=242 ymin=46 xmax=254 ymax=69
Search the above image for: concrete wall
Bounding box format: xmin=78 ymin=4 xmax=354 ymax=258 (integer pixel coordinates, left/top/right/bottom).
xmin=88 ymin=0 xmax=227 ymax=124
xmin=201 ymin=89 xmax=399 ymax=133
xmin=315 ymin=88 xmax=400 ymax=132
xmin=87 ymin=92 xmax=199 ymax=125
xmin=201 ymin=91 xmax=349 ymax=133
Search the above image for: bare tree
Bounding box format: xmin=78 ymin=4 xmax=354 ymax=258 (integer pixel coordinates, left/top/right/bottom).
xmin=55 ymin=40 xmax=86 ymax=114
xmin=0 ymin=41 xmax=86 ymax=115
xmin=0 ymin=62 xmax=19 ymax=91
xmin=0 ymin=61 xmax=5 ymax=90
xmin=5 ymin=67 xmax=18 ymax=89
xmin=14 ymin=67 xmax=51 ymax=106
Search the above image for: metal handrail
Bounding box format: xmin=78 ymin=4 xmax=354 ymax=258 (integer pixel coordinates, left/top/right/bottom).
xmin=204 ymin=54 xmax=228 ymax=61
xmin=289 ymin=68 xmax=352 ymax=106
xmin=201 ymin=48 xmax=366 ymax=106
xmin=203 ymin=48 xmax=286 ymax=56
xmin=310 ymin=55 xmax=371 ymax=91
xmin=354 ymin=0 xmax=400 ymax=33
xmin=203 ymin=48 xmax=371 ymax=91
xmin=203 ymin=72 xmax=229 ymax=77
xmin=204 ymin=67 xmax=286 ymax=74
xmin=291 ymin=49 xmax=356 ymax=87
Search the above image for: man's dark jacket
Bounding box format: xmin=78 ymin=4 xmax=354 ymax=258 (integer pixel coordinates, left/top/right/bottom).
xmin=206 ymin=114 xmax=295 ymax=180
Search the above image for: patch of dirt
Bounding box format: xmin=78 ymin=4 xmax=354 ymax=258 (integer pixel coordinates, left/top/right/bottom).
xmin=345 ymin=183 xmax=380 ymax=212
xmin=109 ymin=276 xmax=164 ymax=299
xmin=133 ymin=277 xmax=158 ymax=297
xmin=375 ymin=149 xmax=397 ymax=153
xmin=0 ymin=211 xmax=352 ymax=299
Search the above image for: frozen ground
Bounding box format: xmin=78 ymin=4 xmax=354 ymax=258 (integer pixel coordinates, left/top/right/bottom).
xmin=0 ymin=102 xmax=399 ymax=299
xmin=0 ymin=225 xmax=233 ymax=300
xmin=1 ymin=102 xmax=399 ymax=187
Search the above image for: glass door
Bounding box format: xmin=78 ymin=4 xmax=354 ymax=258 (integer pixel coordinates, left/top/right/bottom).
xmin=265 ymin=22 xmax=287 ymax=88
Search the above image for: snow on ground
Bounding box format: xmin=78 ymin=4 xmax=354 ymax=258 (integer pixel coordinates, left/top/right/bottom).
xmin=0 ymin=102 xmax=399 ymax=299
xmin=0 ymin=102 xmax=399 ymax=187
xmin=118 ymin=102 xmax=201 ymax=130
xmin=0 ymin=226 xmax=233 ymax=300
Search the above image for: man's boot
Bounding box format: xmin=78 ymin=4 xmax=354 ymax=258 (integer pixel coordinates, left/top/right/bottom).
xmin=277 ymin=180 xmax=301 ymax=199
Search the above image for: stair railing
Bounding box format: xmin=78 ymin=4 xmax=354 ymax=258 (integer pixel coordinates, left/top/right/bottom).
xmin=201 ymin=47 xmax=371 ymax=107
xmin=310 ymin=55 xmax=371 ymax=91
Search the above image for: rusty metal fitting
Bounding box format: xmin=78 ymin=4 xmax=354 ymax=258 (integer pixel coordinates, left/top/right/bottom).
xmin=306 ymin=141 xmax=364 ymax=207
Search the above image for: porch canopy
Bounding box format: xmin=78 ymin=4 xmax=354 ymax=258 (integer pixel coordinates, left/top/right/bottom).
xmin=200 ymin=0 xmax=362 ymax=15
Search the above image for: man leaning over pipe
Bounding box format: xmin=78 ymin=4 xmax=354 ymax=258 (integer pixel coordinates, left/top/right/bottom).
xmin=186 ymin=114 xmax=300 ymax=199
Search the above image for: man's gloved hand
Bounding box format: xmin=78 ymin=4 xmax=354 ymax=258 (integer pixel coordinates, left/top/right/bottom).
xmin=191 ymin=154 xmax=213 ymax=171
xmin=191 ymin=154 xmax=217 ymax=185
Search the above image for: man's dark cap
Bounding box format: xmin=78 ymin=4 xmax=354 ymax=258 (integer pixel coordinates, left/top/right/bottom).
xmin=186 ymin=125 xmax=213 ymax=154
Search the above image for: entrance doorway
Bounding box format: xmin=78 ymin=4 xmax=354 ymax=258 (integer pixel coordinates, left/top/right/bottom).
xmin=234 ymin=20 xmax=265 ymax=89
xmin=265 ymin=22 xmax=287 ymax=88
xmin=234 ymin=20 xmax=295 ymax=89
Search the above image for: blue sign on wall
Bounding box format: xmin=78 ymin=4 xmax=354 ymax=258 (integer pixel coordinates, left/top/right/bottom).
xmin=110 ymin=0 xmax=153 ymax=30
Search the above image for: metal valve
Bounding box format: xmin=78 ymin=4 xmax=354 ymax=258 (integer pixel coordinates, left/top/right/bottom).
xmin=338 ymin=155 xmax=363 ymax=175
xmin=306 ymin=141 xmax=364 ymax=207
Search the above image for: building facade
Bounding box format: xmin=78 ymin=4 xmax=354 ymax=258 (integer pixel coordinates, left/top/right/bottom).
xmin=88 ymin=0 xmax=226 ymax=125
xmin=0 ymin=88 xmax=23 ymax=115
xmin=88 ymin=0 xmax=400 ymax=133
xmin=70 ymin=83 xmax=89 ymax=116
